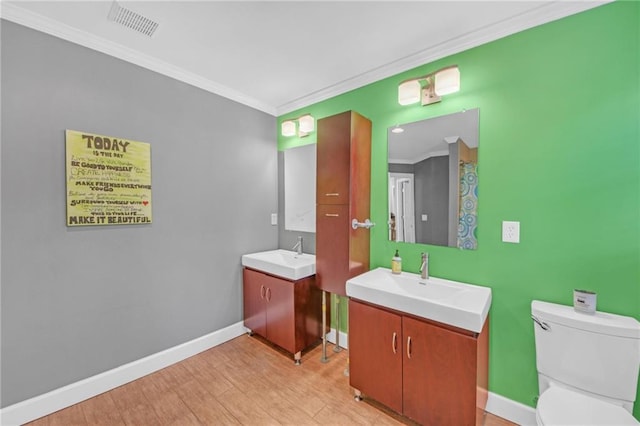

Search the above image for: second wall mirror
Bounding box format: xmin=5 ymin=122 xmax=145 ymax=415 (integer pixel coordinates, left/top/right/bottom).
xmin=284 ymin=143 xmax=316 ymax=233
xmin=387 ymin=108 xmax=479 ymax=249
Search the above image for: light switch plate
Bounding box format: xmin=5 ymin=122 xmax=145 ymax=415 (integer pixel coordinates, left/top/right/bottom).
xmin=271 ymin=213 xmax=278 ymax=225
xmin=502 ymin=221 xmax=520 ymax=243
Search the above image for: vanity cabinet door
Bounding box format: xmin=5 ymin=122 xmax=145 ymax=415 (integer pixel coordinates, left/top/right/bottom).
xmin=243 ymin=268 xmax=324 ymax=362
xmin=402 ymin=316 xmax=477 ymax=426
xmin=262 ymin=273 xmax=295 ymax=354
xmin=243 ymin=268 xmax=267 ymax=338
xmin=349 ymin=299 xmax=403 ymax=414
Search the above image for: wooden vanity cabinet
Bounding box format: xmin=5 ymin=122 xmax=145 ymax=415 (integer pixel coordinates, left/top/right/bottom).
xmin=349 ymin=299 xmax=489 ymax=426
xmin=348 ymin=299 xmax=403 ymax=413
xmin=316 ymin=111 xmax=371 ymax=296
xmin=243 ymin=268 xmax=323 ymax=362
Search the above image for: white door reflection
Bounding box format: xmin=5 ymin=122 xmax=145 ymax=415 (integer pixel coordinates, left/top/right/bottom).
xmin=389 ymin=172 xmax=415 ymax=243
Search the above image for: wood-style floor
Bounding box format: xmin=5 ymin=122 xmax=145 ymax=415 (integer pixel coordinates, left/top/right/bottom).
xmin=26 ymin=335 xmax=517 ymax=426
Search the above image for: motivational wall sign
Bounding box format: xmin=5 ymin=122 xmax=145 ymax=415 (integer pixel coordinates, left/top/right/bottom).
xmin=65 ymin=130 xmax=152 ymax=226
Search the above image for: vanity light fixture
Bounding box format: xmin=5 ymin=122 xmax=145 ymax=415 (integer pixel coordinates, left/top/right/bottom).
xmin=281 ymin=114 xmax=315 ymax=137
xmin=391 ymin=125 xmax=405 ymax=134
xmin=281 ymin=120 xmax=296 ymax=137
xmin=398 ymin=65 xmax=460 ymax=106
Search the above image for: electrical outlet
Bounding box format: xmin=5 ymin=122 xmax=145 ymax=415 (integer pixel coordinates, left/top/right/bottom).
xmin=502 ymin=221 xmax=520 ymax=243
xmin=271 ymin=213 xmax=278 ymax=225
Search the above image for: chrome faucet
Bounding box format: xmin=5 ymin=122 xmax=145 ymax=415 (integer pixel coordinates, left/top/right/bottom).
xmin=292 ymin=236 xmax=303 ymax=255
xmin=420 ymin=252 xmax=429 ymax=280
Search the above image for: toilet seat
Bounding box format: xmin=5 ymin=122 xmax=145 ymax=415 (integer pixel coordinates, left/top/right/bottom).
xmin=536 ymin=386 xmax=639 ymax=425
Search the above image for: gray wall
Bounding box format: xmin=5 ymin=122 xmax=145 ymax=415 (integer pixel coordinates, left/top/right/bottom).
xmin=1 ymin=21 xmax=278 ymax=407
xmin=414 ymin=156 xmax=449 ymax=246
xmin=388 ymin=163 xmax=414 ymax=174
xmin=448 ymin=143 xmax=460 ymax=246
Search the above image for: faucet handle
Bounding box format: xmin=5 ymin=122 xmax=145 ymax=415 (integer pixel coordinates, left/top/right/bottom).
xmin=420 ymin=252 xmax=429 ymax=279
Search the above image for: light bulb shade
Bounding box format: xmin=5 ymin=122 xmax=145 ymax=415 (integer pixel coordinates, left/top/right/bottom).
xmin=398 ymin=80 xmax=421 ymax=105
xmin=281 ymin=120 xmax=296 ymax=137
xmin=434 ymin=67 xmax=460 ymax=96
xmin=298 ymin=114 xmax=315 ymax=134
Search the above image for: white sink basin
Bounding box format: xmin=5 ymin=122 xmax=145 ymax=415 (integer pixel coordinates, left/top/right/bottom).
xmin=346 ymin=267 xmax=491 ymax=333
xmin=241 ymin=249 xmax=316 ymax=281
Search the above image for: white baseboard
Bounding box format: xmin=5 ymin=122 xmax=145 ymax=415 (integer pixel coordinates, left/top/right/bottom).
xmin=0 ymin=324 xmax=537 ymax=426
xmin=325 ymin=328 xmax=348 ymax=349
xmin=0 ymin=321 xmax=247 ymax=426
xmin=486 ymin=391 xmax=537 ymax=426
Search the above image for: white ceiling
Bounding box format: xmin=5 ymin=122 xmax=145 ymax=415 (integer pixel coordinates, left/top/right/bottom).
xmin=388 ymin=108 xmax=479 ymax=164
xmin=1 ymin=1 xmax=608 ymax=116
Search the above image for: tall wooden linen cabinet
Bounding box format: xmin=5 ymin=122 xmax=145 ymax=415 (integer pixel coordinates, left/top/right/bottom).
xmin=316 ymin=111 xmax=372 ymax=297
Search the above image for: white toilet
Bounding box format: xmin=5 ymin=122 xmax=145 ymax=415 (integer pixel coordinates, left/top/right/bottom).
xmin=532 ymin=300 xmax=640 ymax=425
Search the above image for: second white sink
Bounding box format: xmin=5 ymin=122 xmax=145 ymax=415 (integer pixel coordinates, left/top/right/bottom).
xmin=346 ymin=267 xmax=491 ymax=333
xmin=241 ymin=249 xmax=315 ymax=281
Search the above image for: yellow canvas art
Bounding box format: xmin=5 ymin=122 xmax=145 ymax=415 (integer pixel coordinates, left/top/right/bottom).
xmin=65 ymin=130 xmax=152 ymax=226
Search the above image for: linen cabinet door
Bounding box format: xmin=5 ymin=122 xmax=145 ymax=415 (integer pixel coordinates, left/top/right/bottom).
xmin=403 ymin=316 xmax=477 ymax=426
xmin=316 ymin=111 xmax=351 ymax=205
xmin=316 ymin=204 xmax=350 ymax=295
xmin=242 ymin=268 xmax=266 ymax=338
xmin=349 ymin=300 xmax=403 ymax=414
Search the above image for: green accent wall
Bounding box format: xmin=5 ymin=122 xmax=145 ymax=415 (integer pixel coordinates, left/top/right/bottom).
xmin=279 ymin=2 xmax=640 ymax=416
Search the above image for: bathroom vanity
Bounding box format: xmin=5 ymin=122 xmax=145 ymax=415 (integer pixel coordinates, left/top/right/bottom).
xmin=347 ymin=268 xmax=491 ymax=425
xmin=241 ymin=250 xmax=324 ymax=364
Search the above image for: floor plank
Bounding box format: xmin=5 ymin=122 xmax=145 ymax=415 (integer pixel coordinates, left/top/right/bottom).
xmin=79 ymin=393 xmax=125 ymax=426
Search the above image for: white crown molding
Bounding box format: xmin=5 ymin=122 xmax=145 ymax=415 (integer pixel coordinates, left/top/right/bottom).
xmin=0 ymin=2 xmax=278 ymax=116
xmin=1 ymin=1 xmax=611 ymax=118
xmin=275 ymin=1 xmax=612 ymax=115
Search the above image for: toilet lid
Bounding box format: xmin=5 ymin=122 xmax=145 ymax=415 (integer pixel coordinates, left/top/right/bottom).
xmin=537 ymin=387 xmax=639 ymax=425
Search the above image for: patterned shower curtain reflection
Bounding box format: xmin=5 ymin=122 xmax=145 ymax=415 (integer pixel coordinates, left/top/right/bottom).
xmin=458 ymin=162 xmax=478 ymax=249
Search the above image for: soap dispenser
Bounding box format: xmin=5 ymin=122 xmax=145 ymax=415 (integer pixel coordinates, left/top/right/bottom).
xmin=392 ymin=249 xmax=402 ymax=275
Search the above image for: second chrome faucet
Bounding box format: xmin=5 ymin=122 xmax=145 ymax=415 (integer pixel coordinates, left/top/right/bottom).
xmin=292 ymin=236 xmax=303 ymax=255
xmin=420 ymin=252 xmax=429 ymax=279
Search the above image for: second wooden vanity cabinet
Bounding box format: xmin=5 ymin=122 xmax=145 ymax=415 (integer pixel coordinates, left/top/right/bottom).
xmin=243 ymin=267 xmax=324 ymax=363
xmin=349 ymin=298 xmax=489 ymax=426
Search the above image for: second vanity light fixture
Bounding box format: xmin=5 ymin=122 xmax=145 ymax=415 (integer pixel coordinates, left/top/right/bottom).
xmin=398 ymin=65 xmax=460 ymax=106
xmin=281 ymin=114 xmax=315 ymax=137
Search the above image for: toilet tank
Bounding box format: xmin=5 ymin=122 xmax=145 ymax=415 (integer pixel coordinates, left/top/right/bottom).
xmin=532 ymin=300 xmax=640 ymax=404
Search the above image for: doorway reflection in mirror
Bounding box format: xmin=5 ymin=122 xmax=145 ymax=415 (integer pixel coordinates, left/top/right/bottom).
xmin=387 ymin=108 xmax=479 ymax=249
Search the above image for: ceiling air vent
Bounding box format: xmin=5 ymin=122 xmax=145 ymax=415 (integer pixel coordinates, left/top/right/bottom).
xmin=108 ymin=1 xmax=159 ymax=37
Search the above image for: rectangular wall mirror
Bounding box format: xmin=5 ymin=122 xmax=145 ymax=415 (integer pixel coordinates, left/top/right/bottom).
xmin=284 ymin=143 xmax=316 ymax=232
xmin=387 ymin=108 xmax=479 ymax=249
